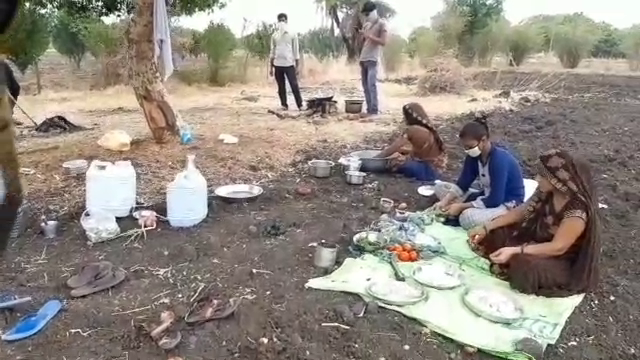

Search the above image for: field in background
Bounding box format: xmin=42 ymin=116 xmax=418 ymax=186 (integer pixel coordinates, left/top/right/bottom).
xmin=13 ymin=49 xmax=639 ymax=96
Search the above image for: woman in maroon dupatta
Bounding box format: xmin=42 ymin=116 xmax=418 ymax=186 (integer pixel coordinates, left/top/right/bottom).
xmin=468 ymin=149 xmax=601 ymax=297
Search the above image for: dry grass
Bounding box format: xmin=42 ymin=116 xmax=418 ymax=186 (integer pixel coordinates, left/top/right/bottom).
xmin=416 ymin=56 xmax=471 ymax=96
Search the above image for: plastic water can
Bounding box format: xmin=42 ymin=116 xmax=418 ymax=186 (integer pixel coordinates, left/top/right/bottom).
xmin=85 ymin=160 xmax=137 ymax=217
xmin=166 ymin=155 xmax=208 ymax=227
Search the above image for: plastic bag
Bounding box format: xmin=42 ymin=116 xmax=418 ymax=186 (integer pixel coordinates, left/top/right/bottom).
xmin=97 ymin=130 xmax=132 ymax=151
xmin=81 ymin=209 xmax=120 ymax=244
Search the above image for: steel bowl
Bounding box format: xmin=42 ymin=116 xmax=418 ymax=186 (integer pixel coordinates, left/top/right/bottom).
xmin=349 ymin=150 xmax=391 ymax=173
xmin=62 ymin=159 xmax=88 ymax=175
xmin=214 ymin=184 xmax=264 ymax=203
xmin=345 ymin=170 xmax=365 ymax=185
xmin=308 ymin=160 xmax=334 ymax=178
xmin=344 ymin=99 xmax=364 ymax=114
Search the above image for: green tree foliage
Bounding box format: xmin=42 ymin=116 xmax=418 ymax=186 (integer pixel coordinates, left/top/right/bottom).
xmin=473 ymin=16 xmax=509 ymax=67
xmin=382 ymin=34 xmax=406 ymax=72
xmin=552 ymin=14 xmax=600 ymax=69
xmin=80 ymin=20 xmax=123 ymax=59
xmin=505 ymin=25 xmax=540 ymax=66
xmin=51 ymin=11 xmax=87 ymax=68
xmin=591 ymin=23 xmax=625 ymax=58
xmin=406 ymin=26 xmax=440 ymax=62
xmin=522 ymin=14 xmax=561 ymax=52
xmin=0 ymin=3 xmax=50 ymax=74
xmin=299 ymin=27 xmax=344 ymax=60
xmin=432 ymin=0 xmax=504 ymax=66
xmin=243 ymin=22 xmax=275 ymax=60
xmin=201 ymin=22 xmax=236 ymax=84
xmin=622 ymin=25 xmax=640 ymax=71
xmin=31 ymin=0 xmax=226 ymax=17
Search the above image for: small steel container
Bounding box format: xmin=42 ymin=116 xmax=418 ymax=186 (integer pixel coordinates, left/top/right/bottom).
xmin=308 ymin=160 xmax=335 ymax=178
xmin=345 ymin=171 xmax=365 ymax=185
xmin=314 ymin=242 xmax=338 ymax=268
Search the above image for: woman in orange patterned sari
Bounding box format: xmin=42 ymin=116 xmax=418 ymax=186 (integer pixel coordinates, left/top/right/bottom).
xmin=468 ymin=149 xmax=601 ymax=297
xmin=375 ymin=102 xmax=447 ymax=182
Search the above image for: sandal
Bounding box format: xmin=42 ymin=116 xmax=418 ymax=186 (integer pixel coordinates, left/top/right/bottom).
xmin=157 ymin=330 xmax=182 ymax=350
xmin=185 ymin=296 xmax=241 ymax=324
xmin=66 ymin=261 xmax=113 ymax=288
xmin=70 ymin=268 xmax=126 ymax=297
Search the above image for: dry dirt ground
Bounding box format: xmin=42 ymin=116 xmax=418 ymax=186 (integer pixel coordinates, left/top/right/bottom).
xmin=1 ymin=52 xmax=639 ymax=359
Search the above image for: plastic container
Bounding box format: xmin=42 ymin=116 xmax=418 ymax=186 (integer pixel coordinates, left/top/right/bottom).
xmin=166 ymin=154 xmax=208 ymax=227
xmin=85 ymin=160 xmax=137 ymax=217
xmin=179 ymin=123 xmax=194 ymax=145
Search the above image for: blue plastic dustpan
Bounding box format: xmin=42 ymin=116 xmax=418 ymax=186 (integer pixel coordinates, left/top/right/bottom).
xmin=2 ymin=300 xmax=62 ymax=341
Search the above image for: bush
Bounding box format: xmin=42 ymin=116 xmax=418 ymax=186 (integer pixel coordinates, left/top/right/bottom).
xmin=187 ymin=31 xmax=204 ymax=58
xmin=506 ymin=25 xmax=539 ymax=66
xmin=552 ymin=19 xmax=599 ymax=69
xmin=383 ymin=34 xmax=406 ymax=73
xmin=299 ymin=27 xmax=344 ymax=60
xmin=407 ymin=27 xmax=441 ymax=67
xmin=243 ymin=22 xmax=275 ymax=61
xmin=52 ymin=11 xmax=87 ymax=69
xmin=201 ymin=22 xmax=237 ymax=85
xmin=473 ymin=18 xmax=509 ymax=67
xmin=79 ymin=20 xmax=125 ymax=87
xmin=81 ymin=20 xmax=122 ymax=59
xmin=622 ymin=25 xmax=640 ymax=71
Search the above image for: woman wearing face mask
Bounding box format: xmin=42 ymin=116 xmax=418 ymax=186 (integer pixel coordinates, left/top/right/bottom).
xmin=375 ymin=102 xmax=446 ymax=181
xmin=434 ymin=118 xmax=525 ymax=230
xmin=467 ymin=149 xmax=600 ymax=296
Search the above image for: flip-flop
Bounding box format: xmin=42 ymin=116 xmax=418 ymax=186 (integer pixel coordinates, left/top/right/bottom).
xmin=69 ymin=268 xmax=126 ymax=298
xmin=1 ymin=300 xmax=63 ymax=341
xmin=185 ymin=296 xmax=241 ymax=324
xmin=157 ymin=330 xmax=182 ymax=350
xmin=0 ymin=294 xmax=32 ymax=310
xmin=66 ymin=261 xmax=113 ymax=288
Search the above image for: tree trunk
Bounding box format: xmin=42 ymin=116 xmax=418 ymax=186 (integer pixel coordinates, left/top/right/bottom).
xmin=128 ymin=0 xmax=180 ymax=143
xmin=34 ymin=61 xmax=42 ymax=94
xmin=329 ymin=6 xmax=358 ymax=63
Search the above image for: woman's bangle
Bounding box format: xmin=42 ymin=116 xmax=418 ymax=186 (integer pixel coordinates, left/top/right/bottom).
xmin=482 ymin=224 xmax=489 ymax=234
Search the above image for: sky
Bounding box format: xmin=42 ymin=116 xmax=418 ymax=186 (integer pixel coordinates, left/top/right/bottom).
xmin=175 ymin=0 xmax=639 ymax=38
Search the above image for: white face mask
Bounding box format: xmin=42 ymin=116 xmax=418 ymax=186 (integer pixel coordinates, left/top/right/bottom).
xmin=277 ymin=21 xmax=288 ymax=33
xmin=367 ymin=10 xmax=378 ymax=22
xmin=465 ymin=146 xmax=482 ymax=157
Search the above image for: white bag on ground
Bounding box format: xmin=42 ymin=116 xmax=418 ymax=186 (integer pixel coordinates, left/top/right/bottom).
xmin=81 ymin=208 xmax=121 ymax=244
xmin=98 ymin=130 xmax=132 ymax=151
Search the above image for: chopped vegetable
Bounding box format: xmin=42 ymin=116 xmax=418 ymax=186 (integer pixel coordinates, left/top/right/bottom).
xmin=398 ymin=251 xmax=411 ymax=262
xmin=409 ymin=251 xmax=418 ymax=261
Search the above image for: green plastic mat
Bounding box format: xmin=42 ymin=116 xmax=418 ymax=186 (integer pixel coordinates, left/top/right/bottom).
xmin=305 ymin=223 xmax=584 ymax=360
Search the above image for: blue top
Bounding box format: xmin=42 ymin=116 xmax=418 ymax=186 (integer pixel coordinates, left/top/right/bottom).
xmin=456 ymin=145 xmax=525 ymax=208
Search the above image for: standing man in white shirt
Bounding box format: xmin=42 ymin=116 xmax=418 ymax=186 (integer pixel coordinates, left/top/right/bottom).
xmin=359 ymin=1 xmax=387 ymax=116
xmin=269 ymin=13 xmax=303 ymax=111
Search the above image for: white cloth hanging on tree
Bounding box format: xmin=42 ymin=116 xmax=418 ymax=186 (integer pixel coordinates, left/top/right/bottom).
xmin=153 ymin=0 xmax=174 ymax=81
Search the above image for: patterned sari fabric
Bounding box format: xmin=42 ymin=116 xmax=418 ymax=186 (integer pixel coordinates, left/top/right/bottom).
xmin=388 ymin=103 xmax=447 ymax=172
xmin=478 ymin=149 xmax=601 ymax=297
